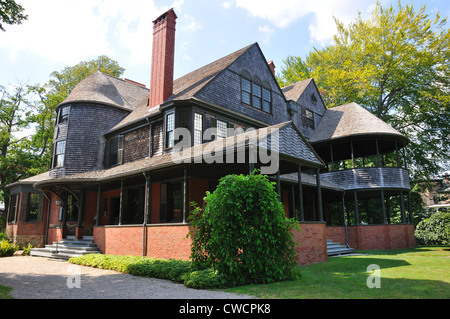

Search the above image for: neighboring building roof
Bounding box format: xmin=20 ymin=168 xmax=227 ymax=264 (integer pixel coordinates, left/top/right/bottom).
xmin=59 ymin=71 xmax=149 ymax=112
xmin=309 ymin=102 xmax=408 ymax=145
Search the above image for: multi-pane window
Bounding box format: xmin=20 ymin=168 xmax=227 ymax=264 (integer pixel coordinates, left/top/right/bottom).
xmin=252 ymin=77 xmax=262 ymax=109
xmin=262 ymin=86 xmax=272 ymax=113
xmin=241 ymin=71 xmax=272 ymax=114
xmin=8 ymin=194 xmax=19 ymax=223
xmin=241 ymin=72 xmax=252 ymax=105
xmin=216 ymin=120 xmax=228 ymax=140
xmin=194 ymin=113 xmax=203 ymax=145
xmin=106 ymin=135 xmax=124 ymax=167
xmin=57 ymin=105 xmax=70 ymax=124
xmin=27 ymin=193 xmax=40 ymax=221
xmin=53 ymin=140 xmax=66 ymax=168
xmin=166 ymin=112 xmax=175 ymax=148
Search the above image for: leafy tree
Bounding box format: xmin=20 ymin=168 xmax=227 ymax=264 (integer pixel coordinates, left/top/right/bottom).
xmin=0 ymin=56 xmax=125 ymax=206
xmin=189 ymin=172 xmax=300 ymax=287
xmin=277 ymin=1 xmax=450 ymax=179
xmin=0 ymin=0 xmax=27 ymax=31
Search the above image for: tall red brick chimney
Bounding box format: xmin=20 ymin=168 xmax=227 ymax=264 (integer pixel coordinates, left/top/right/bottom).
xmin=149 ymin=8 xmax=177 ymax=109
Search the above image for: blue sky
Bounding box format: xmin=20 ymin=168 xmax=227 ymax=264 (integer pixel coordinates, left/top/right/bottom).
xmin=0 ymin=0 xmax=449 ymax=89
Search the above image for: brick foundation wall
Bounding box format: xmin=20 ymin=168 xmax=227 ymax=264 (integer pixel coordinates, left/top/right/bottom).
xmin=293 ymin=222 xmax=327 ymax=266
xmin=327 ymin=224 xmax=416 ymax=250
xmin=94 ymin=224 xmax=193 ymax=260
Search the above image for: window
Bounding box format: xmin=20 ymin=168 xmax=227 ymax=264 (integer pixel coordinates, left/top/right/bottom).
xmin=194 ymin=113 xmax=203 ymax=145
xmin=241 ymin=71 xmax=252 ymax=105
xmin=216 ymin=120 xmax=228 ymax=140
xmin=160 ymin=181 xmax=183 ymax=223
xmin=8 ymin=194 xmax=19 ymax=223
xmin=26 ymin=193 xmax=40 ymax=221
xmin=57 ymin=105 xmax=70 ymax=124
xmin=303 ymin=108 xmax=315 ymax=128
xmin=106 ymin=135 xmax=124 ymax=167
xmin=166 ymin=113 xmax=175 ymax=148
xmin=241 ymin=71 xmax=271 ymax=113
xmin=53 ymin=140 xmax=66 ymax=168
xmin=262 ymin=82 xmax=272 ymax=113
xmin=311 ymin=93 xmax=318 ymax=104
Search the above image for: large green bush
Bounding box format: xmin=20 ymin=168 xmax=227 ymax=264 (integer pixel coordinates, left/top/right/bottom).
xmin=415 ymin=211 xmax=450 ymax=245
xmin=188 ymin=172 xmax=300 ymax=287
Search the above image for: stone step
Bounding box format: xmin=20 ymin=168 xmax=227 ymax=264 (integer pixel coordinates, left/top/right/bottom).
xmin=326 ymin=239 xmax=354 ymax=256
xmin=30 ymin=236 xmax=101 ymax=260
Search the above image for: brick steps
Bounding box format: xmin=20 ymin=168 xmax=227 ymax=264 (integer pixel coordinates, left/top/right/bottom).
xmin=30 ymin=236 xmax=102 ymax=260
xmin=327 ymin=239 xmax=354 ymax=256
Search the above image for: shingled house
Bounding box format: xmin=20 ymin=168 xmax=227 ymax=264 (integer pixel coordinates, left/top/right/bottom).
xmin=5 ymin=9 xmax=415 ymax=265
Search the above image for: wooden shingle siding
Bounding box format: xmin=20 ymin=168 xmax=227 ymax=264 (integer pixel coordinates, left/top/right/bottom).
xmin=123 ymin=125 xmax=150 ymax=164
xmin=50 ymin=103 xmax=129 ymax=178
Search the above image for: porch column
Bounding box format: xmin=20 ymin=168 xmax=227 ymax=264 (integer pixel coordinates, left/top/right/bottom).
xmin=407 ymin=192 xmax=413 ymax=223
xmin=95 ymin=184 xmax=101 ymax=226
xmin=183 ymin=166 xmax=189 ymax=223
xmin=291 ymin=184 xmax=296 ymax=219
xmin=62 ymin=192 xmax=67 ymax=238
xmin=316 ymin=168 xmax=323 ymax=222
xmin=354 ymin=191 xmax=360 ymax=225
xmin=144 ymin=172 xmax=151 ymax=225
xmin=399 ymin=191 xmax=406 ymax=224
xmin=380 ymin=190 xmax=387 ymax=224
xmin=76 ymin=190 xmax=84 ymax=239
xmin=276 ymin=168 xmax=281 ymax=201
xmin=298 ymin=165 xmax=305 ymax=221
xmin=119 ymin=179 xmax=124 ymax=225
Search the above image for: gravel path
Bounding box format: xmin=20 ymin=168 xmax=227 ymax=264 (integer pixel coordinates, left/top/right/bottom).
xmin=0 ymin=256 xmax=254 ymax=299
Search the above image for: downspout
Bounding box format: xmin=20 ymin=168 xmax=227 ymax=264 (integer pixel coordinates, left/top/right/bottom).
xmin=43 ymin=191 xmax=51 ymax=246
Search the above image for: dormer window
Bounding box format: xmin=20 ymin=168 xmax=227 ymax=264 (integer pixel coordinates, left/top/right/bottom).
xmin=241 ymin=71 xmax=272 ymax=114
xmin=303 ymin=108 xmax=315 ymax=128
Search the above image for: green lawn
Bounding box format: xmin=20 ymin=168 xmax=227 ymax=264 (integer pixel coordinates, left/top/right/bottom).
xmin=224 ymin=246 xmax=450 ymax=299
xmin=0 ymin=285 xmax=13 ymax=299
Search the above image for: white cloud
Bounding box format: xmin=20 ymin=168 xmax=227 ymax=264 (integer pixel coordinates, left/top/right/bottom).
xmin=182 ymin=14 xmax=203 ymax=32
xmin=232 ymin=0 xmax=375 ymax=44
xmin=259 ymin=25 xmax=275 ymax=44
xmin=0 ymin=0 xmax=184 ymax=67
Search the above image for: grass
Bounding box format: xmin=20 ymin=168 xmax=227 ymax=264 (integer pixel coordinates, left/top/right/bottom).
xmin=224 ymin=246 xmax=450 ymax=299
xmin=0 ymin=285 xmax=13 ymax=299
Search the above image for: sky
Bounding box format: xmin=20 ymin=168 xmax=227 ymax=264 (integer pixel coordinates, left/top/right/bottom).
xmin=0 ymin=0 xmax=449 ymax=90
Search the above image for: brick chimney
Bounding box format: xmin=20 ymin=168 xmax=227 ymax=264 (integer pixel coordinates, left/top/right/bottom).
xmin=149 ymin=8 xmax=177 ymax=109
xmin=268 ymin=60 xmax=276 ymax=75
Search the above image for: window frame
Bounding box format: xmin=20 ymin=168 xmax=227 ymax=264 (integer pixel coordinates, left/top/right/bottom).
xmin=53 ymin=140 xmax=66 ymax=168
xmin=302 ymin=107 xmax=315 ymax=128
xmin=165 ymin=112 xmax=175 ymax=149
xmin=194 ymin=112 xmax=203 ymax=145
xmin=57 ymin=105 xmax=71 ymax=125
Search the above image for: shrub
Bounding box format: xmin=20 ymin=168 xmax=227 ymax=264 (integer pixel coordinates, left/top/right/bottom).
xmin=0 ymin=239 xmax=19 ymax=257
xmin=69 ymin=254 xmax=221 ymax=289
xmin=415 ymin=211 xmax=450 ymax=245
xmin=188 ymin=171 xmax=300 ymax=287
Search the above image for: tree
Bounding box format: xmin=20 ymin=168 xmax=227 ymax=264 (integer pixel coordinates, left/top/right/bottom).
xmin=0 ymin=0 xmax=27 ymax=31
xmin=277 ymin=1 xmax=450 ymax=179
xmin=189 ymin=172 xmax=300 ymax=287
xmin=0 ymin=56 xmax=125 ymax=206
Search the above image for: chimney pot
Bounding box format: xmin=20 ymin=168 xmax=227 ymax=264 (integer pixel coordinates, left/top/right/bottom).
xmin=268 ymin=60 xmax=276 ymax=75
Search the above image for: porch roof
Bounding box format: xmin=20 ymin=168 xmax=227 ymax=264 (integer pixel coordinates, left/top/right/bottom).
xmin=32 ymin=121 xmax=325 ymax=189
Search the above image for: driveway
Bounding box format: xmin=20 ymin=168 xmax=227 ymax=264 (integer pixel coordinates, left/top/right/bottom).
xmin=0 ymin=256 xmax=254 ymax=299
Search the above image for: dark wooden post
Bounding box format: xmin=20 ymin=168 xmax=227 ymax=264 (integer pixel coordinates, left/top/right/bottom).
xmin=399 ymin=191 xmax=406 ymax=224
xmin=291 ymin=184 xmax=296 ymax=219
xmin=183 ymin=166 xmax=189 ymax=223
xmin=76 ymin=190 xmax=84 ymax=239
xmin=95 ymin=184 xmax=101 ymax=226
xmin=298 ymin=165 xmax=305 ymax=221
xmin=276 ymin=168 xmax=281 ymax=201
xmin=119 ymin=179 xmax=124 ymax=225
xmin=354 ymin=191 xmax=360 ymax=225
xmin=316 ymin=168 xmax=323 ymax=222
xmin=381 ymin=189 xmax=387 ymax=224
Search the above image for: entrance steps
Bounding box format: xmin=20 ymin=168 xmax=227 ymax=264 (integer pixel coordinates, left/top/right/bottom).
xmin=327 ymin=239 xmax=354 ymax=256
xmin=30 ymin=236 xmax=102 ymax=260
